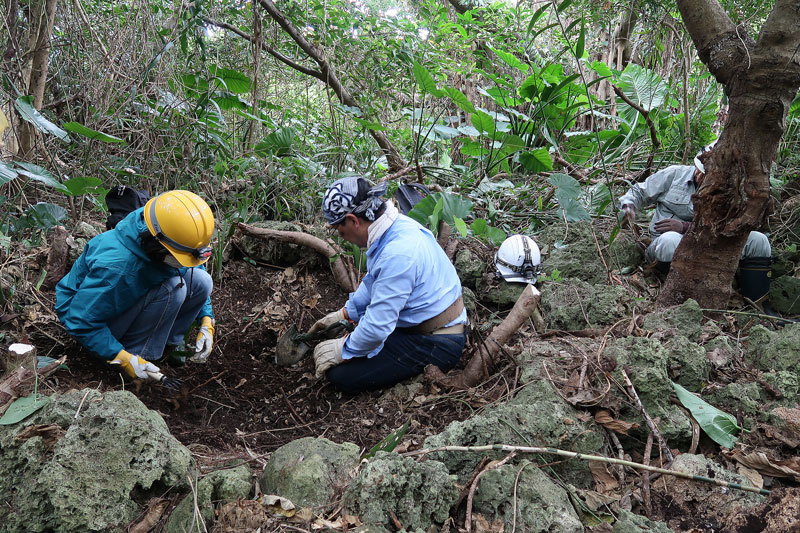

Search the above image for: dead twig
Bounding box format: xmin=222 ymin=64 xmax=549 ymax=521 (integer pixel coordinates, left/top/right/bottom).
xmin=642 ymin=432 xmax=653 ymax=517
xmin=465 ymin=452 xmax=516 ymax=533
xmin=620 ymin=368 xmax=674 ymax=465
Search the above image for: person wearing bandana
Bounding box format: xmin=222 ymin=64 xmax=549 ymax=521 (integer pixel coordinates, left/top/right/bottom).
xmin=310 ymin=176 xmax=467 ymax=393
xmin=56 ymin=190 xmax=216 ymax=382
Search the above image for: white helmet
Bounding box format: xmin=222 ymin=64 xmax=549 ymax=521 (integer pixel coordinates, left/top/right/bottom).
xmin=495 ymin=235 xmax=542 ymax=284
xmin=693 ymin=139 xmax=718 ymax=174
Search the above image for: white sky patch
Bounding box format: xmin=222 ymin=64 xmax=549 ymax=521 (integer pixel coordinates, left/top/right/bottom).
xmin=385 ymin=7 xmax=399 ymax=17
xmin=418 ymin=28 xmax=430 ymax=40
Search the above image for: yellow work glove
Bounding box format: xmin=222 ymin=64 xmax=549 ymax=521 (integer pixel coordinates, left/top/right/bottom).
xmin=313 ymin=336 xmax=347 ymax=378
xmin=191 ymin=316 xmax=215 ymax=363
xmin=110 ymin=350 xmax=160 ymax=380
xmin=308 ymin=308 xmax=348 ymax=334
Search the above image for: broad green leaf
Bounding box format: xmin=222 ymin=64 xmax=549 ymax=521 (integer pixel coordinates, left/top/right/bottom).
xmin=254 ymin=127 xmax=295 ymax=157
xmin=408 ymin=193 xmax=473 ymax=228
xmin=64 ymin=176 xmax=103 ymax=196
xmin=211 ymin=91 xmax=250 ymax=111
xmin=0 ymin=161 xmax=17 ymax=185
xmin=556 ymin=0 xmax=573 ymax=11
xmin=491 ymin=47 xmax=527 ymax=73
xmin=673 ymin=382 xmax=740 ymax=449
xmin=548 ymin=173 xmax=581 ymax=196
xmin=527 ymin=3 xmax=551 ymax=31
xmin=209 ymin=66 xmax=252 ymax=93
xmin=0 ymin=394 xmax=50 ymax=425
xmin=63 ymin=122 xmax=126 ymax=144
xmin=460 ymin=140 xmax=484 ymax=156
xmin=555 ymin=195 xmax=591 ymax=221
xmin=500 ymin=134 xmax=526 ymax=154
xmin=617 ymin=64 xmax=668 ymax=112
xmin=15 ymin=96 xmax=70 ymax=142
xmin=471 ymin=218 xmax=488 ymax=235
xmin=519 ymin=148 xmax=553 ymax=172
xmin=471 ymin=110 xmax=495 ymax=136
xmin=15 ymin=162 xmax=69 ymax=193
xmin=431 ymin=124 xmax=461 ymax=140
xmin=352 ymin=117 xmax=387 ymax=131
xmin=443 ymin=87 xmax=476 ymax=113
xmin=412 ymin=62 xmax=442 ymax=96
xmin=439 ymin=193 xmax=473 ymax=225
xmin=458 ymin=125 xmax=481 ymax=137
xmin=519 ymin=73 xmax=543 ymax=100
xmin=453 ymin=216 xmax=468 ymax=237
xmin=589 ymin=61 xmax=613 ymax=78
xmin=486 ymin=226 xmax=507 ymax=245
xmin=362 ymin=419 xmax=410 ymax=460
xmin=25 ymin=202 xmax=68 ymax=229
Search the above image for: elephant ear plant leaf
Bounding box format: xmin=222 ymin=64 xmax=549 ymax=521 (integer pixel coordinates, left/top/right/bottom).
xmin=673 ymin=382 xmax=743 ymax=449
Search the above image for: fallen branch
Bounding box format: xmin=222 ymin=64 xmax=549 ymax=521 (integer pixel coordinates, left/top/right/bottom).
xmin=425 ymin=285 xmax=540 ymax=389
xmin=404 ymin=444 xmax=770 ymax=496
xmin=620 ymin=367 xmax=674 ymax=465
xmin=465 ymin=452 xmax=516 ymax=533
xmin=237 ymin=223 xmax=356 ymax=293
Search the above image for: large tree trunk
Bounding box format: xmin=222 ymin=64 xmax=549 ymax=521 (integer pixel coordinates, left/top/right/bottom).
xmin=660 ymin=0 xmax=800 ymax=308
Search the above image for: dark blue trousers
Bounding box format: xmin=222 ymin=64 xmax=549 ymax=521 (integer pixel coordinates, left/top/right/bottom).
xmin=326 ymin=329 xmax=466 ymax=394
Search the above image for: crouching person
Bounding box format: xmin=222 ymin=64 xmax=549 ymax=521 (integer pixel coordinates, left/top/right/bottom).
xmin=311 ymin=177 xmax=467 ymax=394
xmin=56 ymin=190 xmax=216 ymax=382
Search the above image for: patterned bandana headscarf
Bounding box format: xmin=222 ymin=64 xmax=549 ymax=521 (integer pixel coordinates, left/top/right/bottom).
xmin=322 ymin=177 xmax=388 ymax=225
xmin=693 ymin=140 xmax=718 ymax=174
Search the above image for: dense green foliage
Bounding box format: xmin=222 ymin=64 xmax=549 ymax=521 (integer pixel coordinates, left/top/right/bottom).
xmin=0 ymin=0 xmax=796 ymax=259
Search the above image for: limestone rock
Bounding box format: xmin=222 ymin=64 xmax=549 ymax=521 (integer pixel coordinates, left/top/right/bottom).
xmin=604 ymin=336 xmax=692 ymax=443
xmin=260 ymin=437 xmax=360 ymax=511
xmin=454 ymin=248 xmax=486 ymax=289
xmin=425 ymin=394 xmax=604 ymax=487
xmin=665 ymin=335 xmax=709 ymax=391
xmin=343 ymin=451 xmax=458 ymax=531
xmin=166 ymin=462 xmax=252 ymax=532
xmin=541 ymin=277 xmax=636 ymax=331
xmin=768 ymin=276 xmax=800 ymax=315
xmin=0 ymin=389 xmax=192 ymax=532
xmin=641 ymin=299 xmax=704 ymax=341
xmin=654 ymin=454 xmax=764 ymax=531
xmin=472 ymin=463 xmax=583 ymax=532
xmin=745 ymin=323 xmax=800 ymax=372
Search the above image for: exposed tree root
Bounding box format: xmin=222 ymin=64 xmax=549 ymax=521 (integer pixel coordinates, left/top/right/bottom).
xmin=236 ymin=223 xmax=357 ymax=293
xmin=425 ymin=285 xmax=540 ymax=389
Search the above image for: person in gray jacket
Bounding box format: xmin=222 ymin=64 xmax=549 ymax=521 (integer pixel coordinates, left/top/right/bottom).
xmin=619 ymin=143 xmax=773 ymax=309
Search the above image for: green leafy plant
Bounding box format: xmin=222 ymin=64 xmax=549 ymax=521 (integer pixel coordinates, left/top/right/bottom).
xmin=673 ymin=382 xmax=744 ymax=449
xmin=362 ymin=419 xmax=410 ymax=460
xmin=0 ymin=394 xmax=50 ymax=425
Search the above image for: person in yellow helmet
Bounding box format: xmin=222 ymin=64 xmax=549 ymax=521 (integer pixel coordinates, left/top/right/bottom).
xmin=56 ymin=190 xmax=216 ymax=382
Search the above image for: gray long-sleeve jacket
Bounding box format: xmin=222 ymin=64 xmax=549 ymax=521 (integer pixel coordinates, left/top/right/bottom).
xmin=618 ymin=165 xmax=696 ymax=237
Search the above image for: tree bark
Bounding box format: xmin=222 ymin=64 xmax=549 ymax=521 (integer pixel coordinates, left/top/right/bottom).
xmin=256 ymin=0 xmax=406 ymax=172
xmin=660 ymin=0 xmax=800 ymax=308
xmin=18 ymin=0 xmax=58 ymax=159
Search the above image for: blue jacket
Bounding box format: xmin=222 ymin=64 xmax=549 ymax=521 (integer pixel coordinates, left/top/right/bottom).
xmin=55 ymin=208 xmax=213 ymax=360
xmin=342 ymin=215 xmax=466 ymax=359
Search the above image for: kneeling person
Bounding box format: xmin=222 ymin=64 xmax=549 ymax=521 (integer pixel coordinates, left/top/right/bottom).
xmin=311 ymin=177 xmax=467 ymax=394
xmin=619 ymin=143 xmax=772 ymax=307
xmin=56 ymin=190 xmax=216 ymax=382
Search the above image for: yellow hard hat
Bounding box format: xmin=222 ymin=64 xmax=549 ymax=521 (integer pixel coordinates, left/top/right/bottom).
xmin=144 ymin=190 xmax=215 ymax=267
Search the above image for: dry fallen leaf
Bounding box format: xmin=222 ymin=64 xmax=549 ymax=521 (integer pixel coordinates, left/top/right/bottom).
xmin=594 ymin=410 xmax=640 ymax=435
xmin=260 ymin=494 xmax=296 ymax=518
xmin=736 ymin=465 xmax=764 ymax=489
xmin=728 ymin=451 xmax=800 ymax=482
xmin=589 ymin=461 xmax=619 ymax=493
xmin=302 ymin=293 xmax=321 ymax=308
